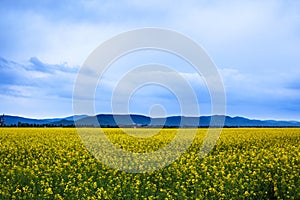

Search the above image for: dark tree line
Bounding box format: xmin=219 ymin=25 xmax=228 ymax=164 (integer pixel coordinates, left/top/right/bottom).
xmin=0 ymin=114 xmax=4 ymax=127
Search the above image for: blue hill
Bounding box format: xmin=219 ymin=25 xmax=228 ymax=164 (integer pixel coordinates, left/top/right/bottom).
xmin=2 ymin=114 xmax=300 ymax=127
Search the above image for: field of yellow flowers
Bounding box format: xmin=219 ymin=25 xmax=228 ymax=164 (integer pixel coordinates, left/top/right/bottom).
xmin=0 ymin=128 xmax=299 ymax=199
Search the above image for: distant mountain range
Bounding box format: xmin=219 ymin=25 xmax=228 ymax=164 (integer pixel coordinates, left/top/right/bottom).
xmin=2 ymin=114 xmax=300 ymax=127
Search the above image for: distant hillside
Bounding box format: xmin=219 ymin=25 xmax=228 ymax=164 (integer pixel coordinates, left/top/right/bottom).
xmin=2 ymin=114 xmax=300 ymax=127
xmin=4 ymin=115 xmax=52 ymax=126
xmin=3 ymin=115 xmax=87 ymax=127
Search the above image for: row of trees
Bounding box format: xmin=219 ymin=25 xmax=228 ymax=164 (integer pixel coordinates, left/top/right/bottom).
xmin=13 ymin=122 xmax=75 ymax=127
xmin=0 ymin=114 xmax=4 ymax=127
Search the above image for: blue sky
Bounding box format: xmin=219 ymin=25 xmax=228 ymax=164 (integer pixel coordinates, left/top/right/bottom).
xmin=0 ymin=0 xmax=300 ymax=120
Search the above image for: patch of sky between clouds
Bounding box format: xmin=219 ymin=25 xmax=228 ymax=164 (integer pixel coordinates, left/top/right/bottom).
xmin=94 ymin=49 xmax=212 ymax=116
xmin=95 ymin=49 xmax=207 ymax=92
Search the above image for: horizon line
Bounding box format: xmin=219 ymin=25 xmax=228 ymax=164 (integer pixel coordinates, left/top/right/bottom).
xmin=2 ymin=113 xmax=300 ymax=123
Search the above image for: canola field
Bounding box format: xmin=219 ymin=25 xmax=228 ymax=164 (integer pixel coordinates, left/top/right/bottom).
xmin=0 ymin=128 xmax=299 ymax=199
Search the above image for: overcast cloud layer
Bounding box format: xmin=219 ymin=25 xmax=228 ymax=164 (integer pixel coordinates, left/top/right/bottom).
xmin=0 ymin=0 xmax=299 ymax=120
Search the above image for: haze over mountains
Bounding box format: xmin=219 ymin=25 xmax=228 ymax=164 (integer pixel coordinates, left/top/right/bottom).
xmin=3 ymin=114 xmax=300 ymax=128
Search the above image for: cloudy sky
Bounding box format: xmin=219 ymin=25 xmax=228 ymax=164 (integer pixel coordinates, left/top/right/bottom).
xmin=0 ymin=0 xmax=299 ymax=120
